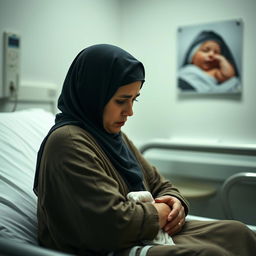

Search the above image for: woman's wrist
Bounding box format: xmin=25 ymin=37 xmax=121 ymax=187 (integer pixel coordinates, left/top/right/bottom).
xmin=153 ymin=202 xmax=171 ymax=228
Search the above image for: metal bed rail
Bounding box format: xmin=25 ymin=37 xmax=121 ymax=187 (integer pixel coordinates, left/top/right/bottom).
xmin=139 ymin=140 xmax=256 ymax=230
xmin=140 ymin=140 xmax=256 ymax=156
xmin=221 ymin=172 xmax=256 ymax=220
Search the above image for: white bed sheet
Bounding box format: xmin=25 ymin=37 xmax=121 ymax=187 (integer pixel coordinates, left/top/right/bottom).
xmin=1 ymin=108 xmax=254 ymax=247
xmin=0 ymin=108 xmax=54 ymax=244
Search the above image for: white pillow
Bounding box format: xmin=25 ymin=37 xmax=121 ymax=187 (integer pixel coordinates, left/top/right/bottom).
xmin=0 ymin=108 xmax=54 ymax=244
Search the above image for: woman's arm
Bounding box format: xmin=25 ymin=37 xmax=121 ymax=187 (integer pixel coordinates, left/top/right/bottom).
xmin=122 ymin=133 xmax=189 ymax=235
xmin=122 ymin=133 xmax=189 ymax=214
xmin=38 ymin=126 xmax=160 ymax=253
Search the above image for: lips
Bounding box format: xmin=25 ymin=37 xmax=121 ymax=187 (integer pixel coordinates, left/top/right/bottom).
xmin=205 ymin=59 xmax=218 ymax=65
xmin=115 ymin=121 xmax=125 ymax=126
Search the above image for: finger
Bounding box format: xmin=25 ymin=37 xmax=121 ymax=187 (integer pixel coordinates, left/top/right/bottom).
xmin=168 ymin=203 xmax=184 ymax=221
xmin=165 ymin=214 xmax=181 ymax=230
xmin=213 ymin=54 xmax=222 ymax=59
xmin=165 ymin=223 xmax=182 ymax=236
xmin=167 ymin=208 xmax=179 ymax=221
xmin=155 ymin=196 xmax=174 ymax=205
xmin=165 ymin=218 xmax=185 ymax=236
xmin=164 ymin=218 xmax=179 ymax=231
xmin=166 ymin=208 xmax=185 ymax=230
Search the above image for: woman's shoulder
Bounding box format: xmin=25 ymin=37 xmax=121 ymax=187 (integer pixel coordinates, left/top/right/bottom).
xmin=46 ymin=125 xmax=100 ymax=152
xmin=48 ymin=124 xmax=85 ymax=140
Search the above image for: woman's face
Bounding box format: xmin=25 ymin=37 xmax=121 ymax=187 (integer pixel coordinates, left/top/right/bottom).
xmin=103 ymin=81 xmax=142 ymax=134
xmin=192 ymin=40 xmax=221 ymax=71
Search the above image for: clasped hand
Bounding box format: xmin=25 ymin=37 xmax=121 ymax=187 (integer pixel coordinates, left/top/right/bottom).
xmin=154 ymin=195 xmax=185 ymax=236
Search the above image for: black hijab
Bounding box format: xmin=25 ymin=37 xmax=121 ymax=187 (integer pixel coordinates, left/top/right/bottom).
xmin=33 ymin=44 xmax=145 ymax=194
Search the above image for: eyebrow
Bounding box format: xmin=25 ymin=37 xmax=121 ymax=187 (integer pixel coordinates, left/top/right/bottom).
xmin=117 ymin=93 xmax=140 ymax=99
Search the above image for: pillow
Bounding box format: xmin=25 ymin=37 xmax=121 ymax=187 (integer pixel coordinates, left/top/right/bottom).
xmin=0 ymin=108 xmax=55 ymax=244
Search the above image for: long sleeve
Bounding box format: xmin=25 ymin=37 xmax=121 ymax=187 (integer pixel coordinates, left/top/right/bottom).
xmin=37 ymin=125 xmax=159 ymax=254
xmin=122 ymin=133 xmax=190 ymax=215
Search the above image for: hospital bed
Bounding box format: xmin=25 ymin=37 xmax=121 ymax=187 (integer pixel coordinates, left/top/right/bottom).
xmin=0 ymin=108 xmax=255 ymax=256
xmin=140 ymin=142 xmax=256 ymax=229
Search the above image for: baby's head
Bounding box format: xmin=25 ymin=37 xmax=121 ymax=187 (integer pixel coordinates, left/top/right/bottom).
xmin=190 ymin=40 xmax=221 ymax=71
xmin=183 ymin=30 xmax=238 ymax=75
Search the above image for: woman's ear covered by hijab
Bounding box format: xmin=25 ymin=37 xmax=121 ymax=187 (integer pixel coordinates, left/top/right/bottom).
xmin=34 ymin=44 xmax=146 ymax=194
xmin=58 ymin=44 xmax=145 ymax=128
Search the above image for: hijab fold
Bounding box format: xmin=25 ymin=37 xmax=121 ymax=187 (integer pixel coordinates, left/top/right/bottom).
xmin=33 ymin=44 xmax=145 ymax=194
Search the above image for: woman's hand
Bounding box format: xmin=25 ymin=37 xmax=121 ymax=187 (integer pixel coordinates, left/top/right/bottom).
xmin=153 ymin=202 xmax=171 ymax=229
xmin=155 ymin=196 xmax=185 ymax=236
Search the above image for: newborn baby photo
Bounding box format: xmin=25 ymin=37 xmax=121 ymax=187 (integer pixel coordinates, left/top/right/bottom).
xmin=177 ymin=19 xmax=243 ymax=94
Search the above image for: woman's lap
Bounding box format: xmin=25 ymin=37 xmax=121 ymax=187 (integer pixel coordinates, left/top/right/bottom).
xmin=117 ymin=220 xmax=256 ymax=256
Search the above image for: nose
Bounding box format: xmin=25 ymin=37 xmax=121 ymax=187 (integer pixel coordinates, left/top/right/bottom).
xmin=123 ymin=102 xmax=134 ymax=116
xmin=208 ymin=50 xmax=215 ymax=58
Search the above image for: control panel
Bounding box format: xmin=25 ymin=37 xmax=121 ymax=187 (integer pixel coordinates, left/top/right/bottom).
xmin=2 ymin=32 xmax=20 ymax=98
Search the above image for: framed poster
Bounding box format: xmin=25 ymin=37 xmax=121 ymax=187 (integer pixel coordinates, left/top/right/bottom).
xmin=177 ymin=19 xmax=243 ymax=94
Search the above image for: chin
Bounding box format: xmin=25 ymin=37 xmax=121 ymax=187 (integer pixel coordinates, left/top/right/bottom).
xmin=113 ymin=128 xmax=121 ymax=134
xmin=106 ymin=128 xmax=121 ymax=134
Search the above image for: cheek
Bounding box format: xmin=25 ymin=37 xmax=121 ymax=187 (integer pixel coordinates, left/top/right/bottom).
xmin=192 ymin=53 xmax=206 ymax=68
xmin=103 ymin=104 xmax=120 ymax=123
xmin=102 ymin=106 xmax=111 ymax=126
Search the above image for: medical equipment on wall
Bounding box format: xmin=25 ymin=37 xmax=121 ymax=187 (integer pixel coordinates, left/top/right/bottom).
xmin=1 ymin=32 xmax=20 ymax=99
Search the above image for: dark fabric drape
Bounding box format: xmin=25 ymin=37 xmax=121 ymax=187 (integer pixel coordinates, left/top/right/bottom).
xmin=34 ymin=44 xmax=146 ymax=194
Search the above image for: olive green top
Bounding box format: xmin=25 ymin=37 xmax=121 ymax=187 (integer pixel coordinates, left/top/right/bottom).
xmin=37 ymin=125 xmax=189 ymax=255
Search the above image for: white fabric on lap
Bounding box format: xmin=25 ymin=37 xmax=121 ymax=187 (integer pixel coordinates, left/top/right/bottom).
xmin=127 ymin=191 xmax=175 ymax=246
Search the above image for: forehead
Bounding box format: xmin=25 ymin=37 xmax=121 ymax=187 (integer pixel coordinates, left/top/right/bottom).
xmin=200 ymin=40 xmax=221 ymax=50
xmin=114 ymin=81 xmax=142 ymax=96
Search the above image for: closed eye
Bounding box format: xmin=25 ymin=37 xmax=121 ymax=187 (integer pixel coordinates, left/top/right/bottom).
xmin=201 ymin=47 xmax=210 ymax=53
xmin=115 ymin=94 xmax=140 ymax=105
xmin=115 ymin=100 xmax=126 ymax=105
xmin=115 ymin=98 xmax=139 ymax=105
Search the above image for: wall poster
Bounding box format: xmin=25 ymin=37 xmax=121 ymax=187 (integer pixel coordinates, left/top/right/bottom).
xmin=177 ymin=19 xmax=243 ymax=94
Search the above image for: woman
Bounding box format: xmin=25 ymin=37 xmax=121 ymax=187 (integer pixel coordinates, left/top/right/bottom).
xmin=34 ymin=44 xmax=255 ymax=255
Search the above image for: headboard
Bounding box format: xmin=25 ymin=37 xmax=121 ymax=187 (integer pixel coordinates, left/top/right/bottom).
xmin=0 ymin=82 xmax=58 ymax=113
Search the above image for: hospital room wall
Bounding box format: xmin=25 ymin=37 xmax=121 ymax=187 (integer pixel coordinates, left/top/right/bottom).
xmin=120 ymin=0 xmax=256 ymax=147
xmin=0 ymin=0 xmax=255 ymax=146
xmin=0 ymin=0 xmax=121 ymax=112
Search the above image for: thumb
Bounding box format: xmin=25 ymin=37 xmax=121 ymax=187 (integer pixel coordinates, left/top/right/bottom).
xmin=155 ymin=196 xmax=174 ymax=204
xmin=154 ymin=197 xmax=164 ymax=202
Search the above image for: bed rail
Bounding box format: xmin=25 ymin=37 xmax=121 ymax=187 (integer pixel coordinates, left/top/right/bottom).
xmin=221 ymin=172 xmax=256 ymax=219
xmin=139 ymin=140 xmax=256 ymax=230
xmin=140 ymin=140 xmax=256 ymax=156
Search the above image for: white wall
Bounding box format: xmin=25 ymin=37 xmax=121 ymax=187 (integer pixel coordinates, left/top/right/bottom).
xmin=0 ymin=0 xmax=121 ymax=102
xmin=1 ymin=0 xmax=255 ymax=146
xmin=120 ymin=0 xmax=256 ymax=146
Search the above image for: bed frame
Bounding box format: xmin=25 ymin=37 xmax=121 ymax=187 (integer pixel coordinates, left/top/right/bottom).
xmin=0 ymin=108 xmax=255 ymax=256
xmin=140 ymin=141 xmax=256 ymax=231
